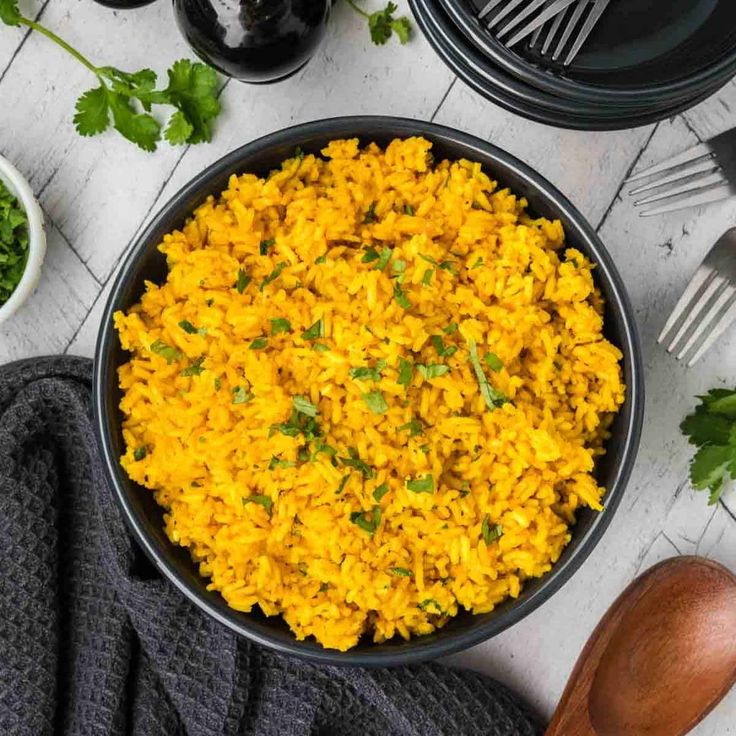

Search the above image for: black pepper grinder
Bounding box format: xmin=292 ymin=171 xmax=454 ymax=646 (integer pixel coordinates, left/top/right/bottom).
xmin=172 ymin=0 xmax=331 ymax=83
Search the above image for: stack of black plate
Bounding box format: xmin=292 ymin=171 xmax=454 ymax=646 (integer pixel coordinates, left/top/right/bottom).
xmin=409 ymin=0 xmax=736 ymax=130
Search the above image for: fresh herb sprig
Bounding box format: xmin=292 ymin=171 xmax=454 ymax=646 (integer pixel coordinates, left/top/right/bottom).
xmin=345 ymin=0 xmax=412 ymax=46
xmin=681 ymin=388 xmax=736 ymax=504
xmin=0 ymin=0 xmax=221 ymax=151
xmin=0 ymin=179 xmax=28 ymax=305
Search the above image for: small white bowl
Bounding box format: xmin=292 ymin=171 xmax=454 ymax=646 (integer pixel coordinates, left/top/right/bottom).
xmin=0 ymin=155 xmax=46 ymax=326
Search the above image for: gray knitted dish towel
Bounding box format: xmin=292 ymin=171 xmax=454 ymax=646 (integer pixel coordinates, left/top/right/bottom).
xmin=0 ymin=356 xmax=542 ymax=736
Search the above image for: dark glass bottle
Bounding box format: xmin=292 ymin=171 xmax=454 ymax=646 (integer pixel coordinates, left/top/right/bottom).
xmin=172 ymin=0 xmax=331 ymax=83
xmin=92 ymin=0 xmax=158 ymax=7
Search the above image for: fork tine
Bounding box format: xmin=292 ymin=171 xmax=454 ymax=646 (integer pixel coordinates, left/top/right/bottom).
xmin=658 ymin=265 xmax=716 ymax=347
xmin=541 ymin=5 xmax=568 ymax=53
xmin=552 ymin=0 xmax=587 ymax=61
xmin=530 ymin=2 xmax=554 ymax=48
xmin=497 ymin=0 xmax=552 ymax=37
xmin=639 ymin=184 xmax=734 ymax=217
xmin=672 ymin=278 xmax=734 ymax=361
xmin=478 ymin=0 xmax=505 ymax=20
xmin=504 ymin=0 xmax=578 ymax=46
xmin=633 ymin=172 xmax=727 ymax=206
xmin=664 ymin=273 xmax=728 ymax=354
xmin=683 ymin=288 xmax=736 ymax=366
xmin=626 ymin=143 xmax=712 ymax=183
xmin=486 ymin=0 xmax=526 ymax=29
xmin=628 ymin=157 xmax=719 ymax=196
xmin=563 ymin=0 xmax=611 ymax=65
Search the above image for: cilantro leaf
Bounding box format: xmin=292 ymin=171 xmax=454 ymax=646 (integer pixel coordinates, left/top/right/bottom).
xmin=398 ymin=418 xmax=423 ymax=437
xmin=235 ymin=268 xmax=251 ymax=293
xmin=406 ymin=475 xmax=434 ymax=494
xmin=373 ymin=482 xmax=389 ymax=501
xmin=73 ymin=87 xmax=110 ymax=136
xmin=390 ymin=567 xmax=412 ymax=576
xmin=349 ymin=505 xmax=381 ymax=534
xmin=681 ymin=412 xmax=733 ymax=447
xmin=703 ymin=389 xmax=736 ymax=418
xmin=164 ymin=109 xmax=194 ymax=145
xmin=485 ymin=352 xmax=503 ymax=372
xmin=417 ymin=363 xmax=449 ymax=380
xmin=349 ymin=359 xmax=386 ymax=382
xmin=690 ymin=444 xmax=733 ymax=504
xmin=302 ymin=318 xmax=324 ymax=340
xmin=232 ymin=386 xmax=253 ymax=405
xmin=362 ymin=390 xmax=388 ymax=414
xmin=391 ymin=14 xmax=411 ymax=43
xmin=180 ymin=356 xmax=205 ymax=376
xmin=270 ymin=317 xmax=291 ymax=335
xmin=397 ymin=357 xmax=414 ymax=387
xmin=242 ymin=494 xmax=273 ymax=516
xmin=150 ymin=339 xmax=183 ymax=364
xmin=293 ymin=395 xmax=318 ymax=417
xmin=339 ymin=447 xmax=375 ymax=479
xmin=133 ymin=446 xmax=147 ymax=461
xmin=481 ymin=515 xmax=503 ymax=544
xmin=467 ymin=339 xmax=508 ymax=410
xmin=107 ymin=92 xmax=160 ymax=152
xmin=260 ymin=261 xmax=287 ymax=291
xmin=0 ymin=0 xmax=20 ymax=25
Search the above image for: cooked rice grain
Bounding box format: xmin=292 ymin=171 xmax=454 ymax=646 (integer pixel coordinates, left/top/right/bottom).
xmin=115 ymin=137 xmax=624 ymax=650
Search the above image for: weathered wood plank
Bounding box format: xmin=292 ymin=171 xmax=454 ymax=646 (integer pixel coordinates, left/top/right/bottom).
xmin=0 ymin=216 xmax=99 ymax=359
xmin=432 ymin=79 xmax=654 ymax=228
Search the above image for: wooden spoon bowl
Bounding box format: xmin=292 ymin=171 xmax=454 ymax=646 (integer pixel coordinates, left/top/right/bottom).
xmin=547 ymin=557 xmax=736 ymax=736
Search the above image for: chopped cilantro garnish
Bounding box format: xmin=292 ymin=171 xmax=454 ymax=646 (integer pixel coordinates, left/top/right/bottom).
xmin=397 ymin=357 xmax=414 ymax=387
xmin=349 ymin=505 xmax=381 ymax=534
xmin=468 ymin=339 xmax=508 ymax=411
xmin=311 ymin=442 xmax=338 ymax=460
xmin=362 ymin=246 xmax=380 ymax=263
xmin=249 ymin=337 xmax=268 ymax=350
xmin=336 ymin=474 xmax=351 ymax=494
xmin=418 ymin=598 xmax=444 ymax=613
xmin=404 ymin=204 xmax=414 ymax=215
xmin=393 ymin=283 xmax=411 ymax=310
xmin=178 ymin=319 xmax=205 ymax=335
xmin=362 ymin=390 xmax=388 ymax=414
xmin=270 ymin=317 xmax=291 ymax=335
xmin=392 ymin=259 xmax=406 ymax=274
xmin=242 ymin=494 xmax=273 ymax=516
xmin=485 ymin=352 xmax=503 ymax=372
xmin=133 ymin=446 xmax=147 ymax=461
xmin=363 ymin=201 xmax=378 ymax=223
xmin=269 ymin=455 xmax=295 ymax=470
xmin=180 ymin=356 xmax=205 ymax=376
xmin=349 ymin=359 xmax=386 ymax=382
xmin=293 ymin=146 xmax=305 ymax=160
xmin=214 ymin=376 xmax=222 ymax=390
xmin=315 ymin=254 xmax=327 ymax=264
xmin=482 ymin=515 xmax=503 ymax=544
xmin=406 ymin=475 xmax=434 ymax=493
xmin=312 ymin=342 xmax=330 ymax=352
xmin=235 ymin=268 xmax=251 ymax=294
xmin=390 ymin=567 xmax=412 ymax=577
xmin=232 ymin=386 xmax=253 ymax=405
xmin=422 ymin=268 xmax=434 ymax=286
xmin=293 ymin=395 xmax=318 ymax=417
xmin=398 ymin=418 xmax=423 ymax=437
xmin=259 ymin=238 xmax=275 ymax=255
xmin=431 ymin=335 xmax=457 ymax=358
xmin=373 ymin=482 xmax=389 ymax=501
xmin=150 ymin=339 xmax=183 ymax=364
xmin=260 ymin=261 xmax=287 ymax=291
xmin=374 ymin=246 xmax=392 ymax=270
xmin=339 ymin=447 xmax=375 ymax=479
xmin=302 ymin=318 xmax=324 ymax=340
xmin=439 ymin=260 xmax=456 ymax=273
xmin=470 ymin=257 xmax=484 ymax=269
xmin=417 ymin=364 xmax=449 ymax=380
xmin=443 ymin=323 xmax=458 ymax=335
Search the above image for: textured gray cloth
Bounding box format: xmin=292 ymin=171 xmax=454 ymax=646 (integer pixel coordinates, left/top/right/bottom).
xmin=0 ymin=356 xmax=541 ymax=736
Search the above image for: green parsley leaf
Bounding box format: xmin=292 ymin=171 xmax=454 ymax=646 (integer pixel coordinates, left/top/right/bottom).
xmin=362 ymin=390 xmax=388 ymax=414
xmin=150 ymin=339 xmax=183 ymax=364
xmin=349 ymin=505 xmax=381 ymax=534
xmin=422 ymin=268 xmax=434 ymax=286
xmin=485 ymin=352 xmax=504 ymax=372
xmin=374 ymin=246 xmax=392 ymax=270
xmin=393 ymin=283 xmax=411 ymax=310
xmin=302 ymin=318 xmax=324 ymax=340
xmin=0 ymin=0 xmax=21 ymax=25
xmin=336 ymin=474 xmax=351 ymax=494
xmin=443 ymin=323 xmax=458 ymax=335
xmin=260 ymin=261 xmax=287 ymax=291
xmin=417 ymin=364 xmax=449 ymax=380
xmin=349 ymin=359 xmax=386 ymax=382
xmin=178 ymin=319 xmax=206 ymax=335
xmin=242 ymin=494 xmax=273 ymax=516
xmin=406 ymin=475 xmax=434 ymax=494
xmin=364 ymin=1 xmax=412 ymax=45
xmin=0 ymin=179 xmax=28 ymax=305
xmin=232 ymin=386 xmax=253 ymax=405
xmin=431 ymin=335 xmax=457 ymax=358
xmin=269 ymin=455 xmax=295 ymax=470
xmin=363 ymin=201 xmax=378 ymax=223
xmin=163 ymin=109 xmax=193 ymax=145
xmin=339 ymin=447 xmax=375 ymax=479
xmin=481 ymin=515 xmax=503 ymax=544
xmin=235 ymin=268 xmax=251 ymax=293
xmin=397 ymin=357 xmax=414 ymax=387
xmin=373 ymin=482 xmax=389 ymax=501
xmin=467 ymin=339 xmax=508 ymax=411
xmin=390 ymin=567 xmax=412 ymax=577
xmin=362 ymin=247 xmax=380 ymax=263
xmin=690 ymin=444 xmax=733 ymax=504
xmin=293 ymin=395 xmax=318 ymax=417
xmin=260 ymin=238 xmax=276 ymax=255
xmin=439 ymin=260 xmax=457 ymax=274
xmin=392 ymin=259 xmax=406 ymax=274
xmin=180 ymin=355 xmax=205 ymax=376
xmin=311 ymin=442 xmax=338 ymax=460
xmin=133 ymin=446 xmax=147 ymax=461
xmin=270 ymin=317 xmax=291 ymax=335
xmin=249 ymin=337 xmax=268 ymax=350
xmin=702 ymin=389 xmax=736 ymax=418
xmin=398 ymin=418 xmax=423 ymax=437
xmin=73 ymin=86 xmax=110 ymax=137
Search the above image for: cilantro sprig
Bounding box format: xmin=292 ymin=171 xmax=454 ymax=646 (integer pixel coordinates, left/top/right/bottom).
xmin=681 ymin=388 xmax=736 ymax=505
xmin=0 ymin=179 xmax=28 ymax=305
xmin=345 ymin=0 xmax=412 ymax=46
xmin=0 ymin=0 xmax=221 ymax=151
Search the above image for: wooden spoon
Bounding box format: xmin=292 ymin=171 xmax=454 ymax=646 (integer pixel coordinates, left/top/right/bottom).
xmin=546 ymin=556 xmax=736 ymax=736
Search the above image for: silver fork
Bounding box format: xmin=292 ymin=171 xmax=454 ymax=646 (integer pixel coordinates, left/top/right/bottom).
xmin=658 ymin=229 xmax=736 ymax=366
xmin=477 ymin=0 xmax=610 ymax=66
xmin=627 ymin=128 xmax=736 ymax=217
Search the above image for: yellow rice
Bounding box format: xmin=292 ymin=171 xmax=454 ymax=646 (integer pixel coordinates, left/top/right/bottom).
xmin=114 ymin=137 xmax=625 ymax=651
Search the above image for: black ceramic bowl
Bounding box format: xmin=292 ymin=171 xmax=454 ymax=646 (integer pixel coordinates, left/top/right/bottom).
xmin=439 ymin=0 xmax=736 ymax=107
xmin=94 ymin=117 xmax=644 ymax=666
xmin=412 ymin=0 xmax=734 ymax=130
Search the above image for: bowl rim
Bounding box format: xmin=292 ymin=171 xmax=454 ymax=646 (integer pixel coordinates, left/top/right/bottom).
xmin=434 ymin=0 xmax=736 ymax=105
xmin=0 ymin=155 xmax=47 ymax=327
xmin=93 ymin=115 xmax=644 ymax=666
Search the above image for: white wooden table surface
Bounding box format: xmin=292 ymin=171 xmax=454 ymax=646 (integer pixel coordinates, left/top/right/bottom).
xmin=2 ymin=1 xmax=735 ymax=731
